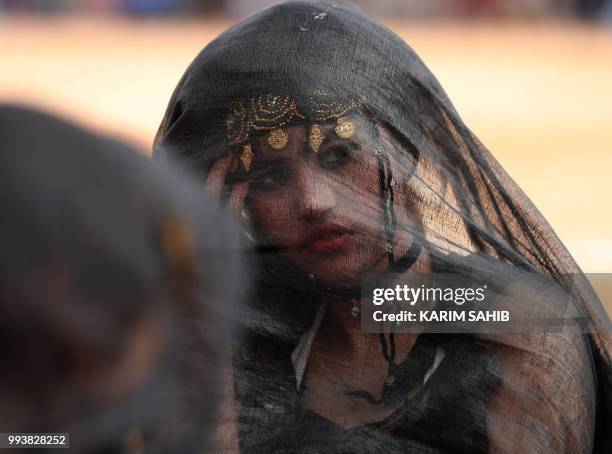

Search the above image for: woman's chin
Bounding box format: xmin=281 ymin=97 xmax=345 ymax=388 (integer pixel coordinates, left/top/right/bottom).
xmin=295 ymin=255 xmax=371 ymax=289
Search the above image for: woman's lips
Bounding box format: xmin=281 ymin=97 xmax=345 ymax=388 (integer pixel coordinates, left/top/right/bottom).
xmin=303 ymin=224 xmax=353 ymax=254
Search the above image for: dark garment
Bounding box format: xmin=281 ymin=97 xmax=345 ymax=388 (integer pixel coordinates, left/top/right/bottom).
xmin=232 ymin=252 xmax=500 ymax=453
xmin=233 ymin=330 xmax=499 ymax=454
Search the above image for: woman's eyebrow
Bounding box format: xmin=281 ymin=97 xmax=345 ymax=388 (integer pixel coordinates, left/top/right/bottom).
xmin=250 ymin=156 xmax=288 ymax=172
xmin=318 ymin=137 xmax=360 ymax=149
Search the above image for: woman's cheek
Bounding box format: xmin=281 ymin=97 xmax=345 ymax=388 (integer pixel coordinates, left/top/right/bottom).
xmin=334 ymin=164 xmax=381 ymax=223
xmin=249 ymin=195 xmax=300 ymax=247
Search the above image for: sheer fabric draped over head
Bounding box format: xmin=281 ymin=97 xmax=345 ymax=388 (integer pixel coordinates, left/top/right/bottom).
xmin=154 ymin=1 xmax=610 ymax=452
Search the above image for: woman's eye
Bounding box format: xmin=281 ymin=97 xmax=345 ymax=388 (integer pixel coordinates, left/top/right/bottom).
xmin=319 ymin=144 xmax=354 ymax=168
xmin=251 ymin=168 xmax=290 ymax=190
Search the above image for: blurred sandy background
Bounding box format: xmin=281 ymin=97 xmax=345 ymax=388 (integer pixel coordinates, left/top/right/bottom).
xmin=1 ymin=1 xmax=610 ymax=313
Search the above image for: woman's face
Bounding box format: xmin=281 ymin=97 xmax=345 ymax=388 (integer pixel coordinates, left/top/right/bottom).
xmin=244 ymin=112 xmax=419 ymax=288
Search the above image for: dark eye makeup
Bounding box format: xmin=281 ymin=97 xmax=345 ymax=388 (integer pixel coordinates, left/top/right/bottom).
xmin=245 ymin=139 xmax=360 ymax=191
xmin=249 ymin=163 xmax=292 ymax=191
xmin=318 ymin=141 xmax=360 ymax=169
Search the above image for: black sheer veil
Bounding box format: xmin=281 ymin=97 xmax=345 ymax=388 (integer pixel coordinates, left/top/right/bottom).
xmin=154 ymin=1 xmax=610 ymax=452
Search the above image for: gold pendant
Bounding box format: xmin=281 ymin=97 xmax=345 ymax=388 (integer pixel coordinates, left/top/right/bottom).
xmin=267 ymin=128 xmax=289 ymax=150
xmin=309 ymin=124 xmax=325 ymax=153
xmin=335 ymin=117 xmax=355 ymax=139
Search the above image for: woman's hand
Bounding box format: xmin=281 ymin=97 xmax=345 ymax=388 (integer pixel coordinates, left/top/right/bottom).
xmin=204 ymin=154 xmax=249 ymax=220
xmin=203 ymin=155 xmax=246 ymax=453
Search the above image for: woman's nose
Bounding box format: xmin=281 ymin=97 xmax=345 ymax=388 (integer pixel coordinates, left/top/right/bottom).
xmin=294 ymin=165 xmax=336 ymax=219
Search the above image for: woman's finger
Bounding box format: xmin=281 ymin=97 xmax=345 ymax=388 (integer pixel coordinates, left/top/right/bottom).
xmin=204 ymin=155 xmax=233 ymax=199
xmin=226 ymin=182 xmax=249 ymax=220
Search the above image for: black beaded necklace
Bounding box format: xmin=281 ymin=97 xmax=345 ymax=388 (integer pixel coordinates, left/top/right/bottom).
xmin=344 ymin=136 xmax=429 ymax=407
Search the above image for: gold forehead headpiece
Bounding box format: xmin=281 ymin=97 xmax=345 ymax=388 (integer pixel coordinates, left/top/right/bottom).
xmin=226 ymin=94 xmax=361 ymax=171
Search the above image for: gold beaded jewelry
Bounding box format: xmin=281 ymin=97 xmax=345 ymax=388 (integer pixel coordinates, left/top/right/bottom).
xmin=267 ymin=128 xmax=289 ymax=150
xmin=335 ymin=117 xmax=355 ymax=139
xmin=306 ymin=94 xmax=361 ymax=123
xmin=226 ymin=94 xmax=361 ymax=171
xmin=309 ymin=124 xmax=325 ymax=153
xmin=227 ymin=101 xmax=250 ymax=146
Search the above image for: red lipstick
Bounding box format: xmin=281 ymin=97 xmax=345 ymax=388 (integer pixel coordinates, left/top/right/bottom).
xmin=304 ymin=224 xmax=353 ymax=254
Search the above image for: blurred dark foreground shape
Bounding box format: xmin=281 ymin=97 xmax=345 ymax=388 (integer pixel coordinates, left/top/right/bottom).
xmin=0 ymin=105 xmax=244 ymax=453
